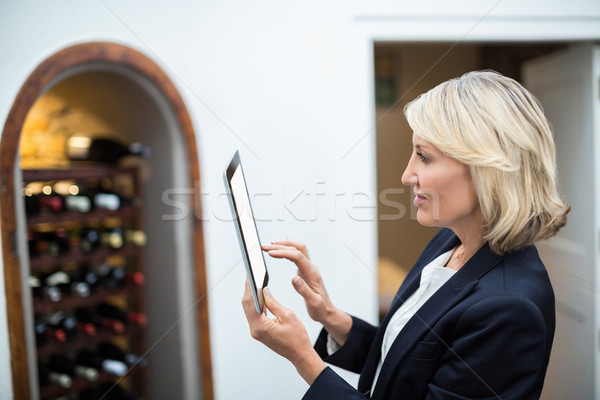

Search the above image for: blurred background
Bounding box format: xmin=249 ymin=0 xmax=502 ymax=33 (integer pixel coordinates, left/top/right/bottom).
xmin=0 ymin=1 xmax=599 ymax=399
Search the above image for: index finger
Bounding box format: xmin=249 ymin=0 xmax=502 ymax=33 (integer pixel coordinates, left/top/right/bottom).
xmin=264 ymin=247 xmax=320 ymax=283
xmin=271 ymin=239 xmax=310 ymax=259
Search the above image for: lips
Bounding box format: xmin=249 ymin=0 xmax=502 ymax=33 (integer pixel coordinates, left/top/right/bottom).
xmin=414 ymin=189 xmax=427 ymax=199
xmin=414 ymin=190 xmax=427 ymax=206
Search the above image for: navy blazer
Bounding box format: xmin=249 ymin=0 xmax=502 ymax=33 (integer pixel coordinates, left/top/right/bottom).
xmin=303 ymin=228 xmax=555 ymax=400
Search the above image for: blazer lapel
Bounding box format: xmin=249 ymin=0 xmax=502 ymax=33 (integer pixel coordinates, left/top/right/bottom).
xmin=387 ymin=231 xmax=460 ymax=319
xmin=370 ymin=281 xmax=477 ymax=399
xmin=369 ymin=241 xmax=506 ymax=399
xmin=357 ymin=230 xmax=459 ymax=394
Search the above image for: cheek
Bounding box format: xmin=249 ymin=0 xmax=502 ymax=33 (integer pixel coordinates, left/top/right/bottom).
xmin=465 ymin=187 xmax=481 ymax=213
xmin=442 ymin=181 xmax=479 ymax=215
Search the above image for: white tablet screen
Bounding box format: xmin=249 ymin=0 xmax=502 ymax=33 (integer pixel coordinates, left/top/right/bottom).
xmin=229 ymin=163 xmax=267 ymax=291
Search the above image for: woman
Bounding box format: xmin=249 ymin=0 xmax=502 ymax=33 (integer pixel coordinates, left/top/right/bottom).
xmin=242 ymin=70 xmax=569 ymax=399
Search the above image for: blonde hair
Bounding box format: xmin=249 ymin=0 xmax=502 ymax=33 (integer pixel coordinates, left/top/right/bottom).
xmin=404 ymin=70 xmax=570 ymax=254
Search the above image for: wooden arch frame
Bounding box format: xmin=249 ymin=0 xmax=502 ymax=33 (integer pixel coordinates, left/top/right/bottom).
xmin=0 ymin=42 xmax=213 ymax=399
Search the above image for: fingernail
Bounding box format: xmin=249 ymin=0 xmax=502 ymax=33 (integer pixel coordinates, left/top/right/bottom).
xmin=263 ymin=287 xmax=272 ymax=297
xmin=292 ymin=277 xmax=301 ymax=287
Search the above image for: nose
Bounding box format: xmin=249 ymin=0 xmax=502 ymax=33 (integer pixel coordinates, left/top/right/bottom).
xmin=402 ymin=157 xmax=417 ymax=186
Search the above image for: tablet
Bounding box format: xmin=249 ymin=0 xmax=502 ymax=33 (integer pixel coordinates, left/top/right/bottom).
xmin=224 ymin=151 xmax=269 ymax=314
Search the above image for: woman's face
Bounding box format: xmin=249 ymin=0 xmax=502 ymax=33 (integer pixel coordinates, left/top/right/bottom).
xmin=401 ymin=133 xmax=481 ymax=232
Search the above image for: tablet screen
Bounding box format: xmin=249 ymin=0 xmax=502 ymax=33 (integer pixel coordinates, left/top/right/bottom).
xmin=225 ymin=151 xmax=268 ymax=313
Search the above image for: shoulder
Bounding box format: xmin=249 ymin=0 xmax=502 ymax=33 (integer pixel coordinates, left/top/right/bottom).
xmin=504 ymin=244 xmax=545 ymax=270
xmin=458 ymin=294 xmax=546 ymax=329
xmin=500 ymin=244 xmax=554 ymax=306
xmin=474 ymin=244 xmax=553 ymax=299
xmin=472 ymin=244 xmax=555 ymax=335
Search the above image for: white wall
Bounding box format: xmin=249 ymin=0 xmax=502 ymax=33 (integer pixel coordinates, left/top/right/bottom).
xmin=1 ymin=1 xmax=599 ymax=399
xmin=0 ymin=2 xmax=377 ymax=399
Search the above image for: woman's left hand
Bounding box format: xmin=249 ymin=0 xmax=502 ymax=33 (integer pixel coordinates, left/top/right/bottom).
xmin=242 ymin=280 xmax=326 ymax=385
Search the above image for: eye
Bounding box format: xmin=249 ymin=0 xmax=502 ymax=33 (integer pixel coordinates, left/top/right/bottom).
xmin=416 ymin=151 xmax=430 ymax=164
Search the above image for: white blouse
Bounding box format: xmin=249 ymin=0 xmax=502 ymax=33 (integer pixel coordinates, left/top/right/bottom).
xmin=326 ymin=248 xmax=456 ymax=394
xmin=371 ymin=249 xmax=456 ymax=393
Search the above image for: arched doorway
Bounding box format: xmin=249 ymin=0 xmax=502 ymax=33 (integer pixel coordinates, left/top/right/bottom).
xmin=0 ymin=42 xmax=212 ymax=399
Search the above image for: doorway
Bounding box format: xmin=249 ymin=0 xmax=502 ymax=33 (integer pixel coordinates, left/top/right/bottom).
xmin=373 ymin=41 xmax=595 ymax=398
xmin=374 ymin=42 xmax=567 ymax=316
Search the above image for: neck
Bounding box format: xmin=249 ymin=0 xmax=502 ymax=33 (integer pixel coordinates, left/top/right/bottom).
xmin=449 ymin=212 xmax=485 ymax=267
xmin=452 ymin=227 xmax=484 ymax=264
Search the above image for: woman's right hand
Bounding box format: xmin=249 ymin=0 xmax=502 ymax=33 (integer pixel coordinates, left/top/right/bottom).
xmin=262 ymin=239 xmax=332 ymax=323
xmin=262 ymin=239 xmax=352 ymax=345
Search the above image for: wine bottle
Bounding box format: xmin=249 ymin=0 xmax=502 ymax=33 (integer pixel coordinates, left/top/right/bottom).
xmin=64 ymin=194 xmax=92 ymax=213
xmin=93 ymin=263 xmax=144 ymax=290
xmin=106 ymin=266 xmax=126 ymax=290
xmin=94 ymin=192 xmax=121 ymax=211
xmin=77 ymin=178 xmax=122 ymax=211
xmin=97 ymin=303 xmax=147 ymax=327
xmin=27 ymin=232 xmax=39 ymax=256
xmin=46 ymin=270 xmax=70 ymax=294
xmin=37 ymin=229 xmax=70 ymax=256
xmin=47 ymin=354 xmax=99 ymax=382
xmin=79 ymin=228 xmax=101 ymax=253
xmin=38 ymin=362 xmax=72 ymax=388
xmin=23 ymin=193 xmax=41 ymax=215
xmin=100 ymin=227 xmax=124 ymax=249
xmin=98 ymin=265 xmax=126 ymax=290
xmin=29 ymin=275 xmax=61 ymax=302
xmin=54 ymin=180 xmax=92 ymax=213
xmin=70 ymin=264 xmax=99 ymax=291
xmin=24 ymin=183 xmax=63 ymax=214
xmin=67 ymin=311 xmax=98 ymax=337
xmin=98 ymin=342 xmax=147 ymax=367
xmin=35 ymin=273 xmax=63 ymax=302
xmin=75 ymin=349 xmax=128 ymax=377
xmin=66 ymin=135 xmax=150 ymax=165
xmin=42 ymin=286 xmax=62 ymax=302
xmin=38 ymin=191 xmax=65 ymax=213
xmin=55 ymin=228 xmax=71 ymax=254
xmin=74 ymin=308 xmax=125 ymax=334
xmin=34 ymin=321 xmax=67 ymax=344
xmin=125 ymin=230 xmax=147 ymax=247
xmin=70 ymin=279 xmax=91 ymax=298
xmin=42 ymin=269 xmax=89 ymax=298
xmin=127 ymin=270 xmax=145 ymax=287
xmin=39 ymin=310 xmax=95 ymax=339
xmin=41 ymin=310 xmax=75 ymax=330
xmin=43 ymin=270 xmax=70 ymax=288
xmin=29 ymin=275 xmax=42 ymax=299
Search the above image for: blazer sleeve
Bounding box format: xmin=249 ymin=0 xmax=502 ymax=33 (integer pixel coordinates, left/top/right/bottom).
xmin=426 ymin=295 xmax=549 ymax=400
xmin=302 ymin=316 xmax=378 ymax=400
xmin=313 ymin=315 xmax=378 ymax=374
xmin=303 ymin=367 xmax=368 ymax=400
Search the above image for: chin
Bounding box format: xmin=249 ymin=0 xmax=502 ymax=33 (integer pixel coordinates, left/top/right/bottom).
xmin=415 ymin=209 xmax=445 ymax=228
xmin=415 ymin=213 xmax=434 ymax=227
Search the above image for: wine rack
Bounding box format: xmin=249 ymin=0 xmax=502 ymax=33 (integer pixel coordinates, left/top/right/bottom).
xmin=23 ymin=166 xmax=148 ymax=400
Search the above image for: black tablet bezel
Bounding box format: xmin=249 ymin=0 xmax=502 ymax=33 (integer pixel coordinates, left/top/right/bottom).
xmin=224 ymin=151 xmax=269 ymax=314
